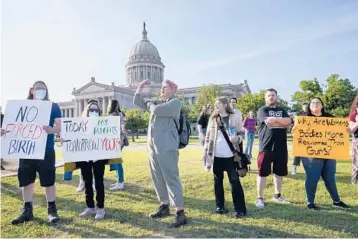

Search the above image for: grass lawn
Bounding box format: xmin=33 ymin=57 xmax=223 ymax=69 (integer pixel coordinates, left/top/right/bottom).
xmin=1 ymin=145 xmax=358 ymax=238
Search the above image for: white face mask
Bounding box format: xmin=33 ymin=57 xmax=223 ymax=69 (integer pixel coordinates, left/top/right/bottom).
xmin=88 ymin=111 xmax=99 ymax=117
xmin=34 ymin=89 xmax=46 ymax=100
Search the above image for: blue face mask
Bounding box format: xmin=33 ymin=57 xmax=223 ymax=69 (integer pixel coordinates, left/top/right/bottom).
xmin=34 ymin=89 xmax=46 ymax=100
xmin=88 ymin=111 xmax=99 ymax=117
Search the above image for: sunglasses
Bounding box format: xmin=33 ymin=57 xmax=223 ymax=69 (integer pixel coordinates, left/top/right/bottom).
xmin=88 ymin=108 xmax=99 ymax=113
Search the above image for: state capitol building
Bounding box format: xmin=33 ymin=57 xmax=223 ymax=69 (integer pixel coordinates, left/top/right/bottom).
xmin=58 ymin=23 xmax=251 ymax=117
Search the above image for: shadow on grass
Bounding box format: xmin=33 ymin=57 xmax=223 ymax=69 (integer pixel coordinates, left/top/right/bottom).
xmin=2 ymin=180 xmax=358 ymax=237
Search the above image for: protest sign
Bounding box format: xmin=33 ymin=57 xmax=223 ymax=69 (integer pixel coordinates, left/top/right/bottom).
xmin=1 ymin=100 xmax=52 ymax=159
xmin=61 ymin=116 xmax=121 ymax=162
xmin=292 ymin=116 xmax=350 ymax=160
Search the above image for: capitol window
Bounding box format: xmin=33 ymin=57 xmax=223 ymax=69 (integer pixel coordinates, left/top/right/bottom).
xmin=147 ymin=72 xmax=151 ymax=78
xmin=141 ymin=71 xmax=144 ymax=80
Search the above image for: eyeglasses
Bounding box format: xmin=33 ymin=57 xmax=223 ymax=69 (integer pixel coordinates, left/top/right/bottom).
xmin=311 ymin=101 xmax=322 ymax=105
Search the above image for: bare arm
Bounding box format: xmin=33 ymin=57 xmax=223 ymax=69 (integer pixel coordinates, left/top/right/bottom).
xmin=52 ymin=118 xmax=61 ymax=134
xmin=269 ymin=118 xmax=292 ymax=128
xmin=147 ymin=98 xmax=182 ymax=118
xmin=349 ymin=121 xmax=358 ymax=134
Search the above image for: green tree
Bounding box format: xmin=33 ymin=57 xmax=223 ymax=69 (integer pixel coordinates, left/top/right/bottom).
xmin=291 ymin=74 xmax=357 ymax=117
xmin=236 ymin=90 xmax=290 ymax=117
xmin=125 ymin=109 xmax=145 ymax=142
xmin=323 ymin=74 xmax=357 ymax=117
xmin=291 ymin=78 xmax=324 ymax=107
xmin=190 ymin=84 xmax=223 ymax=121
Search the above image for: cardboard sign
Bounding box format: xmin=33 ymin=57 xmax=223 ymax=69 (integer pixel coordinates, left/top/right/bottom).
xmin=61 ymin=116 xmax=121 ymax=162
xmin=292 ymin=116 xmax=350 ymax=160
xmin=1 ymin=100 xmax=52 ymax=159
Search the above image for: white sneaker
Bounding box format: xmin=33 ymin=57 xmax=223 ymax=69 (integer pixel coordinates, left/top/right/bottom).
xmin=256 ymin=198 xmax=265 ymax=208
xmin=79 ymin=208 xmax=96 ymax=218
xmin=272 ymin=196 xmax=290 ymax=204
xmin=109 ymin=182 xmax=124 ymax=191
xmin=110 ymin=183 xmax=117 ymax=187
xmin=95 ymin=208 xmax=105 ymax=220
xmin=77 ymin=182 xmax=85 ymax=192
xmin=291 ymin=167 xmax=297 ymax=175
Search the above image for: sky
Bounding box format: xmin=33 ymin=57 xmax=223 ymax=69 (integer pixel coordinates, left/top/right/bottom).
xmin=1 ymin=0 xmax=358 ymax=109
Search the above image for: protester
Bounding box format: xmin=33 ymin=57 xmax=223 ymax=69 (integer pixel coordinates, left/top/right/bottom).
xmin=203 ymin=97 xmax=247 ymax=218
xmin=291 ymin=102 xmax=308 ymax=175
xmin=292 ymin=97 xmax=351 ymax=210
xmin=107 ymin=99 xmax=128 ymax=190
xmin=256 ymin=89 xmax=292 ymax=208
xmin=243 ymin=110 xmax=256 ymax=159
xmin=133 ymin=79 xmax=187 ymax=228
xmin=348 ymin=95 xmax=358 ymax=185
xmin=63 ymin=100 xmax=124 ymax=219
xmin=6 ymin=82 xmax=62 ymax=224
xmin=197 ymin=104 xmax=211 ymax=146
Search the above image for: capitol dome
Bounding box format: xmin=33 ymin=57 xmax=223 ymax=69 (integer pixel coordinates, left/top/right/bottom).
xmin=125 ymin=23 xmax=165 ymax=87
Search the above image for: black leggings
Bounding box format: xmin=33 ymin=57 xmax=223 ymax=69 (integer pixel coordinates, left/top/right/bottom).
xmin=213 ymin=156 xmax=247 ymax=214
xmin=77 ymin=161 xmax=106 ymax=208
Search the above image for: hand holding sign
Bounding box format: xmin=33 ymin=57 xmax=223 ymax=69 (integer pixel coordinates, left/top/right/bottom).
xmin=292 ymin=116 xmax=350 ymax=160
xmin=1 ymin=100 xmax=52 ymax=159
xmin=43 ymin=125 xmax=54 ymax=134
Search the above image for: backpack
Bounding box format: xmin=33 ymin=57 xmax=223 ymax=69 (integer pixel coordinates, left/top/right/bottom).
xmin=174 ymin=111 xmax=191 ymax=149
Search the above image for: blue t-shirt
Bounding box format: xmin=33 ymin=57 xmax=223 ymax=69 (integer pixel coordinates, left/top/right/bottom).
xmin=46 ymin=103 xmax=62 ymax=148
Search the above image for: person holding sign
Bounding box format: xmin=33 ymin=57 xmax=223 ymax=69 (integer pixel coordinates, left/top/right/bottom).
xmin=256 ymin=89 xmax=292 ymax=208
xmin=133 ymin=79 xmax=187 ymax=228
xmin=10 ymin=82 xmax=62 ymax=225
xmin=77 ymin=101 xmax=107 ymax=219
xmin=203 ymin=97 xmax=247 ymax=218
xmin=292 ymin=97 xmax=350 ymax=210
xmin=348 ymin=95 xmax=358 ymax=185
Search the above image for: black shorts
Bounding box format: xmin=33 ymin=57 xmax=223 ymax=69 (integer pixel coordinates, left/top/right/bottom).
xmin=18 ymin=148 xmax=56 ymax=187
xmin=257 ymin=151 xmax=288 ymax=177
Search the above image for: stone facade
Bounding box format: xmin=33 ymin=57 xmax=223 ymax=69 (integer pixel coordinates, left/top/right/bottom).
xmin=58 ymin=23 xmax=251 ymax=117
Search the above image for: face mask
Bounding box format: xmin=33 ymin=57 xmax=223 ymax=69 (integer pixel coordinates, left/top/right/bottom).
xmin=88 ymin=111 xmax=99 ymax=117
xmin=34 ymin=90 xmax=46 ymax=100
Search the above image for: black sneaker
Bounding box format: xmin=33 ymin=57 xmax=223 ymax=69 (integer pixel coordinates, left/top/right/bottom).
xmin=235 ymin=212 xmax=246 ymax=219
xmin=212 ymin=207 xmax=229 ymax=214
xmin=333 ymin=201 xmax=351 ymax=209
xmin=11 ymin=203 xmax=34 ymax=225
xmin=169 ymin=210 xmax=187 ymax=228
xmin=150 ymin=204 xmax=170 ymax=219
xmin=307 ymin=203 xmax=319 ymax=210
xmin=48 ymin=203 xmax=60 ymax=223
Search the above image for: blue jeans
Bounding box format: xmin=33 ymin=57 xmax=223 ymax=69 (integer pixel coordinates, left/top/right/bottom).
xmin=245 ymin=131 xmax=255 ymax=157
xmin=116 ymin=163 xmax=124 ymax=183
xmin=302 ymin=158 xmax=340 ymax=204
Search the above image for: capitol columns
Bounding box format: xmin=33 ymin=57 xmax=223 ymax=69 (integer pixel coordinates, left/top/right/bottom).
xmin=102 ymin=97 xmax=106 ymax=113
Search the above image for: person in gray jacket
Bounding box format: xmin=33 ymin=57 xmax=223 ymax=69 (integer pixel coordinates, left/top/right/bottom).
xmin=133 ymin=78 xmax=187 ymax=228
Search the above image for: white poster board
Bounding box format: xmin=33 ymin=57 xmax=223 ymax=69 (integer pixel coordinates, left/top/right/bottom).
xmin=61 ymin=116 xmax=121 ymax=162
xmin=1 ymin=100 xmax=52 ymax=159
